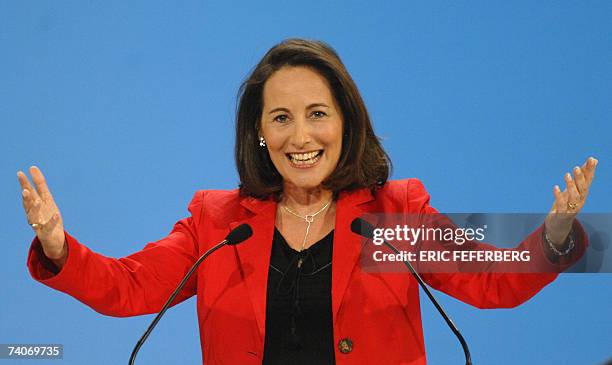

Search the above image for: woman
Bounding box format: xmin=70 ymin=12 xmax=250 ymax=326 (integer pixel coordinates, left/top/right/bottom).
xmin=18 ymin=39 xmax=597 ymax=364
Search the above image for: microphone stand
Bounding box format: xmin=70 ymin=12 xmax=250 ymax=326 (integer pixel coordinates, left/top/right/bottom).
xmin=128 ymin=240 xmax=228 ymax=365
xmin=382 ymin=240 xmax=472 ymax=365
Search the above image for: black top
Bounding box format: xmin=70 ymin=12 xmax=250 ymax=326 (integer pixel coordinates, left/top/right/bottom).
xmin=262 ymin=228 xmax=336 ymax=365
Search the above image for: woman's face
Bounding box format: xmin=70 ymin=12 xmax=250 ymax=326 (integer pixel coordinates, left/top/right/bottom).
xmin=260 ymin=66 xmax=343 ymax=192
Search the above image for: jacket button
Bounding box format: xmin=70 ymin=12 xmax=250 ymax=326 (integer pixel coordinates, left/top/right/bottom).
xmin=338 ymin=338 xmax=353 ymax=354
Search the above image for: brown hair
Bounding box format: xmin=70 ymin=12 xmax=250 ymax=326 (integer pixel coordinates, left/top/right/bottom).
xmin=235 ymin=38 xmax=391 ymax=200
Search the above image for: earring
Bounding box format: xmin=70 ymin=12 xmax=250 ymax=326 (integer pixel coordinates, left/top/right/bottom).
xmin=259 ymin=136 xmax=266 ymax=147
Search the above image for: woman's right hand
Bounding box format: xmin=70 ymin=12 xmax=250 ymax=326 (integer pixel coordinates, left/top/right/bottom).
xmin=17 ymin=166 xmax=67 ymax=266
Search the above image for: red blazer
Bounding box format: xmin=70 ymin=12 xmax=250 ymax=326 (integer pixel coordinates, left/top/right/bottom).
xmin=28 ymin=179 xmax=587 ymax=364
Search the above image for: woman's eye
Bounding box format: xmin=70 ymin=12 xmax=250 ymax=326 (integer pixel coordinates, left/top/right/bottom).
xmin=273 ymin=115 xmax=289 ymax=123
xmin=311 ymin=111 xmax=327 ymax=119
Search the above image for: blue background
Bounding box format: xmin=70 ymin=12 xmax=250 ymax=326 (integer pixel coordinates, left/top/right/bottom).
xmin=1 ymin=1 xmax=610 ymax=364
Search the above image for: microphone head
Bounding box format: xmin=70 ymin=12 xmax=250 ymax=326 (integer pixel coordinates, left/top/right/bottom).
xmin=351 ymin=218 xmax=374 ymax=239
xmin=225 ymin=223 xmax=253 ymax=245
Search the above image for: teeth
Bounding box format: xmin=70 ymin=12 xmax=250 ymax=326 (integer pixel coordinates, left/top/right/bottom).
xmin=288 ymin=150 xmax=322 ymax=165
xmin=289 ymin=151 xmax=319 ymax=161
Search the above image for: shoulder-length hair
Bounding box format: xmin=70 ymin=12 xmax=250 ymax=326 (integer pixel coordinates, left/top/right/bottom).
xmin=235 ymin=38 xmax=391 ymax=200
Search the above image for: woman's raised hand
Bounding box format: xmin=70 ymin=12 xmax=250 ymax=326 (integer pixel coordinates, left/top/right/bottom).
xmin=545 ymin=156 xmax=598 ymax=246
xmin=17 ymin=166 xmax=67 ymax=264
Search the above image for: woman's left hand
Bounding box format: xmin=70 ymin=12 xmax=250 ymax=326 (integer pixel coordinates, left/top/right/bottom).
xmin=544 ymin=156 xmax=598 ymax=247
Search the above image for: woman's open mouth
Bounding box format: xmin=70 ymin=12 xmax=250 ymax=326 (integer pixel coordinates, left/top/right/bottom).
xmin=286 ymin=150 xmax=323 ymax=168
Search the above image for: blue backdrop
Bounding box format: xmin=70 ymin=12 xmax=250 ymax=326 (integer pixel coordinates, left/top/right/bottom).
xmin=1 ymin=1 xmax=610 ymax=364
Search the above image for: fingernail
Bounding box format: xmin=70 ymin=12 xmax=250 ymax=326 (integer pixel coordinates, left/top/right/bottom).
xmin=566 ymin=173 xmax=572 ymax=181
xmin=574 ymin=166 xmax=581 ymax=173
xmin=22 ymin=189 xmax=27 ymax=197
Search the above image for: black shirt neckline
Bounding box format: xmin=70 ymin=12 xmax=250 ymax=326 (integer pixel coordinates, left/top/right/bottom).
xmin=273 ymin=227 xmax=335 ymax=254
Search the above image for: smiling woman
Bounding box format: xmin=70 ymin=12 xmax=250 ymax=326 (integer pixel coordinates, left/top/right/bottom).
xmin=235 ymin=39 xmax=391 ymax=201
xmin=19 ymin=38 xmax=597 ymax=365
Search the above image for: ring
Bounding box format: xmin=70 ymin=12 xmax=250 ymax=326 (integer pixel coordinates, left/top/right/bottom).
xmin=567 ymin=202 xmax=579 ymax=211
xmin=30 ymin=223 xmax=40 ymax=228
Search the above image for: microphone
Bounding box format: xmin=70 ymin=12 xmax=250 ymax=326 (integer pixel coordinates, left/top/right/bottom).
xmin=128 ymin=223 xmax=253 ymax=365
xmin=225 ymin=223 xmax=253 ymax=245
xmin=351 ymin=218 xmax=472 ymax=365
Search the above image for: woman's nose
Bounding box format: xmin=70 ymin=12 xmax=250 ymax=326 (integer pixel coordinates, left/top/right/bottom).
xmin=290 ymin=119 xmax=312 ymax=149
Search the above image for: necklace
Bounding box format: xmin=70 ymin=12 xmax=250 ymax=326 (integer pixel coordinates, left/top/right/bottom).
xmin=282 ymin=199 xmax=332 ymax=252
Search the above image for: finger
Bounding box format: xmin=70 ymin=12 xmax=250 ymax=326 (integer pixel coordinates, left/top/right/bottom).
xmin=573 ymin=166 xmax=589 ymax=198
xmin=21 ymin=188 xmax=42 ymax=219
xmin=564 ymin=172 xmax=581 ymax=211
xmin=17 ymin=171 xmax=40 ymax=200
xmin=17 ymin=170 xmax=32 ymax=190
xmin=581 ymin=157 xmax=598 ymax=185
xmin=552 ymin=185 xmax=565 ymax=213
xmin=29 ymin=166 xmax=54 ymax=202
xmin=21 ymin=188 xmax=33 ymax=212
xmin=18 ymin=170 xmax=42 ymax=219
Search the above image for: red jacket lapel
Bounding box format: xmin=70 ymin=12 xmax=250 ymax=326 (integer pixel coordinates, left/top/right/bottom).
xmin=332 ymin=188 xmax=376 ymax=323
xmin=230 ymin=196 xmax=277 ymax=343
